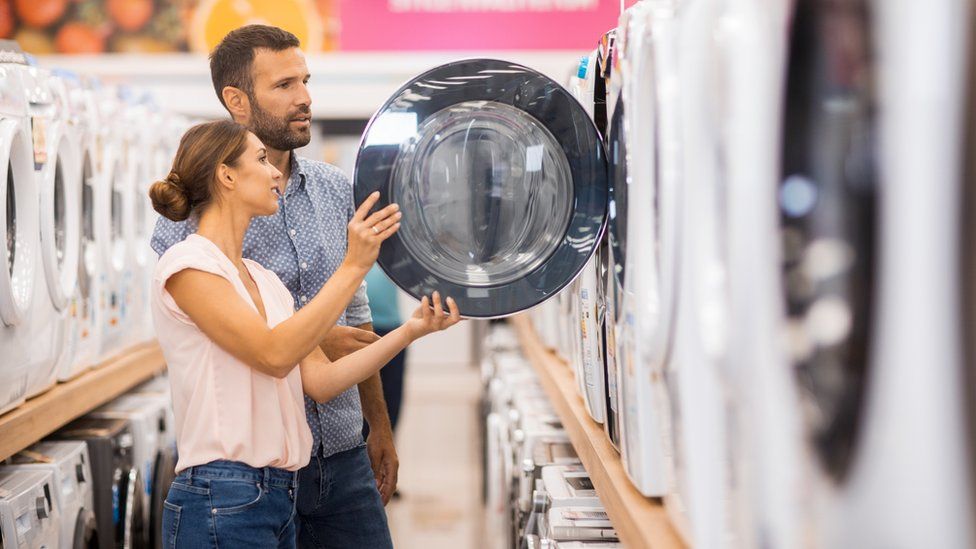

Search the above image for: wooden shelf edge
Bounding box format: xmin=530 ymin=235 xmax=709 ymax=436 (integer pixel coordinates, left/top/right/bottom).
xmin=0 ymin=343 xmax=167 ymax=461
xmin=509 ymin=314 xmax=685 ymax=549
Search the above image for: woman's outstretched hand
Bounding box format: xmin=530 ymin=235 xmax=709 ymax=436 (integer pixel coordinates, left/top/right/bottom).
xmin=403 ymin=291 xmax=462 ymax=340
xmin=345 ymin=191 xmax=401 ymax=272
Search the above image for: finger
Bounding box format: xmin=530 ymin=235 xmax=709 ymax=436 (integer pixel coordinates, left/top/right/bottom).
xmin=421 ymin=296 xmax=432 ymax=323
xmin=446 ymin=296 xmax=461 ymax=324
xmin=432 ymin=291 xmax=444 ymax=326
xmin=353 ymin=191 xmax=381 ymax=222
xmin=377 ymin=223 xmax=400 ymax=241
xmin=364 ymin=202 xmax=400 ymax=228
xmin=370 ymin=211 xmax=402 ymax=235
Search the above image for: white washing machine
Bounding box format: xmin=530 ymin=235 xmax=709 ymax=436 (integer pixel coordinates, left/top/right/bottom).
xmin=6 ymin=441 xmax=99 ymax=548
xmin=718 ymin=0 xmax=800 ymax=547
xmin=0 ymin=469 xmax=60 ymax=549
xmin=57 ymin=72 xmax=103 ymax=377
xmin=95 ymin=86 xmax=136 ymax=362
xmin=24 ymin=66 xmax=81 ymax=398
xmin=567 ymin=52 xmax=608 ymax=426
xmin=832 ymin=0 xmax=974 ymax=547
xmin=0 ymin=41 xmax=39 ymax=416
xmin=612 ymin=0 xmax=671 ymax=500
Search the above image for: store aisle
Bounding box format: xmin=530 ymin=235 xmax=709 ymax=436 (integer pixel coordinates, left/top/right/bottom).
xmin=386 ymin=359 xmax=484 ymax=549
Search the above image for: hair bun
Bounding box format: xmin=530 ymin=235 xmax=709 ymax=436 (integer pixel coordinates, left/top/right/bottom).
xmin=149 ymin=171 xmax=191 ymax=222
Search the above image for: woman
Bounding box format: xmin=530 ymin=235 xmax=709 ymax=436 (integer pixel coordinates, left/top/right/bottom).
xmin=148 ymin=120 xmax=460 ymax=548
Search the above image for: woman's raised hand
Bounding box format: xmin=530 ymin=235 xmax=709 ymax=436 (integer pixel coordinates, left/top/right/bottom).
xmin=345 ymin=192 xmax=401 ymax=272
xmin=403 ymin=291 xmax=462 ymax=340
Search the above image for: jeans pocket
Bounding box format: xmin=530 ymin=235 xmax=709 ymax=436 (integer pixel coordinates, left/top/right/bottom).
xmin=210 ymin=479 xmax=264 ymax=515
xmin=162 ymin=501 xmax=181 ymax=549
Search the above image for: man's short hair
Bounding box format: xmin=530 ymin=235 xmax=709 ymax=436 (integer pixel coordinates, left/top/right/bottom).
xmin=209 ymin=25 xmax=301 ymax=109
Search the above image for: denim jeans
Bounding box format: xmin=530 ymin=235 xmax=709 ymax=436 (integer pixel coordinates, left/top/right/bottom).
xmin=161 ymin=460 xmax=299 ymax=548
xmin=296 ymin=445 xmax=393 ymax=549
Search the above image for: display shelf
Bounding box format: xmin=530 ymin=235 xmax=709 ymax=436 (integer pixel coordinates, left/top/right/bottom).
xmin=0 ymin=343 xmax=166 ymax=462
xmin=509 ymin=314 xmax=685 ymax=549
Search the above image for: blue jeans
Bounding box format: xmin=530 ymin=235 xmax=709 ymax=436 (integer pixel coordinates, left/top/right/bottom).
xmin=161 ymin=460 xmax=299 ymax=548
xmin=296 ymin=445 xmax=393 ymax=549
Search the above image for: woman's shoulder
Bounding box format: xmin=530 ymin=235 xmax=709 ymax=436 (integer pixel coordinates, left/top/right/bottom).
xmin=154 ymin=234 xmax=230 ymax=282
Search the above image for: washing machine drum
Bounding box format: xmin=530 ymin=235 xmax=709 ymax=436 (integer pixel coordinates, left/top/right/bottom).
xmin=779 ymin=0 xmax=877 ymax=484
xmin=355 ymin=59 xmax=609 ymax=318
xmin=72 ymin=507 xmax=98 ymax=548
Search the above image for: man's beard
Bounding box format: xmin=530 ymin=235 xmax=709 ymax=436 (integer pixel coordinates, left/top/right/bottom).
xmin=248 ymin=99 xmax=311 ymax=151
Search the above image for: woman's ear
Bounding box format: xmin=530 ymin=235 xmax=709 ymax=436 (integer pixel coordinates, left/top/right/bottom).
xmin=216 ymin=163 xmax=235 ymax=191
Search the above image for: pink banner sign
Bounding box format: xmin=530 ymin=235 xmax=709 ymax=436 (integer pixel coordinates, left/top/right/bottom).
xmin=338 ymin=0 xmax=628 ymax=51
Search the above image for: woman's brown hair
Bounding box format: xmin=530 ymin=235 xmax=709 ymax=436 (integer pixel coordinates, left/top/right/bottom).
xmin=149 ymin=120 xmax=250 ymax=221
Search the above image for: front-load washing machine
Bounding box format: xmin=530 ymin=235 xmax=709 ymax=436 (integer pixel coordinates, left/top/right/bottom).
xmin=24 ymin=66 xmax=81 ymax=398
xmin=95 ymin=86 xmax=135 ymax=362
xmin=52 ymin=416 xmax=146 ymax=549
xmin=90 ymin=393 xmax=174 ymax=549
xmin=828 ymin=0 xmax=974 ymax=546
xmin=567 ymin=51 xmax=607 ymax=426
xmin=612 ymin=0 xmax=671 ymax=500
xmin=0 ymin=469 xmax=60 ymax=549
xmin=7 ymin=441 xmax=99 ymax=548
xmin=665 ymin=1 xmax=735 ymax=546
xmin=354 ymin=59 xmax=608 ymax=319
xmin=719 ymin=0 xmax=800 ymax=547
xmin=0 ymin=41 xmax=39 ymax=415
xmin=54 ymin=71 xmax=102 ymax=378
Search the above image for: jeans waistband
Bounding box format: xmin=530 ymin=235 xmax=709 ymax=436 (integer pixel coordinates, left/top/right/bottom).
xmin=182 ymin=460 xmax=297 ymax=489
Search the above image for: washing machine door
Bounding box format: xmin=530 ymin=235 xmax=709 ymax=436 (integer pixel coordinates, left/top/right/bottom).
xmin=355 ymin=59 xmax=609 ymax=318
xmin=38 ymin=126 xmax=81 ymax=311
xmin=0 ymin=118 xmax=36 ymax=327
xmin=779 ymin=0 xmax=877 ymax=484
xmin=73 ymin=507 xmax=98 ymax=548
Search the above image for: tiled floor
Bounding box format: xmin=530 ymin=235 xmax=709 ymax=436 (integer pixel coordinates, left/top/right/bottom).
xmin=385 ymin=359 xmax=485 ymax=549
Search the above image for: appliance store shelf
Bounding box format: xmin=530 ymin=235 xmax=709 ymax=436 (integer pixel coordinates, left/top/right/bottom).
xmin=509 ymin=314 xmax=685 ymax=549
xmin=0 ymin=343 xmax=166 ymax=462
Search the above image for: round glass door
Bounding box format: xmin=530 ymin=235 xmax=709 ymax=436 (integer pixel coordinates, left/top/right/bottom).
xmin=608 ymin=95 xmax=628 ymax=294
xmin=779 ymin=0 xmax=877 ymax=484
xmin=356 ymin=59 xmax=608 ymax=318
xmin=0 ymin=123 xmax=37 ymax=327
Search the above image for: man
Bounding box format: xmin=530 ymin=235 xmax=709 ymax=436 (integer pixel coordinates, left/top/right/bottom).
xmin=151 ymin=25 xmax=397 ymax=548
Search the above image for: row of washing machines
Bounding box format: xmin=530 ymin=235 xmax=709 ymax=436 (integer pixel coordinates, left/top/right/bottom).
xmin=0 ymin=39 xmax=189 ymax=417
xmin=534 ymin=0 xmax=976 ymax=548
xmin=481 ymin=323 xmax=621 ymax=549
xmin=0 ymin=374 xmax=176 ymax=549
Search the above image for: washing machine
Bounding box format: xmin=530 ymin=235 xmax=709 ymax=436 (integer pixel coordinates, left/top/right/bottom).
xmin=6 ymin=441 xmax=99 ymax=548
xmin=594 ymin=30 xmax=623 ymax=453
xmin=90 ymin=393 xmax=174 ymax=549
xmin=95 ymin=86 xmax=136 ymax=362
xmin=0 ymin=469 xmax=60 ymax=549
xmin=117 ymin=88 xmax=154 ymax=346
xmin=830 ymin=0 xmax=973 ymax=546
xmin=0 ymin=41 xmax=39 ymax=415
xmin=354 ymin=59 xmax=608 ymax=320
xmin=566 ymin=52 xmax=608 ymax=427
xmin=24 ymin=65 xmax=81 ymax=398
xmin=718 ymin=0 xmax=800 ymax=548
xmin=56 ymin=71 xmax=103 ymax=378
xmin=611 ymin=0 xmax=671 ymax=500
xmin=52 ymin=416 xmax=146 ymax=549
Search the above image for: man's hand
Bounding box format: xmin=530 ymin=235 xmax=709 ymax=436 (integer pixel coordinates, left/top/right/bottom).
xmin=367 ymin=427 xmax=399 ymax=505
xmin=320 ymin=325 xmax=380 ymax=360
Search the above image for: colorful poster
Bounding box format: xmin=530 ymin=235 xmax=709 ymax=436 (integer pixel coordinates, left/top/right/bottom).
xmin=338 ymin=0 xmax=625 ymax=51
xmin=1 ymin=0 xmax=337 ymax=54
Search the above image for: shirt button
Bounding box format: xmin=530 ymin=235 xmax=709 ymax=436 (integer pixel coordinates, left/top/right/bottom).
xmin=290 ymin=229 xmax=297 ymax=237
xmin=301 ymin=262 xmax=308 ymax=270
xmin=300 ymin=295 xmax=308 ymax=303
